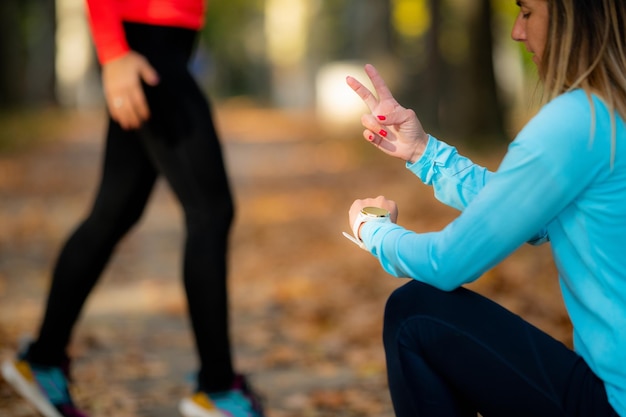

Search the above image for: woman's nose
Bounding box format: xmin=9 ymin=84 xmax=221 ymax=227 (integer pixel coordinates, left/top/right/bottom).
xmin=511 ymin=14 xmax=525 ymax=42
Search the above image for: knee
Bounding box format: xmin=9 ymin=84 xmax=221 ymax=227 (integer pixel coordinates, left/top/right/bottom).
xmin=385 ymin=280 xmax=430 ymax=317
xmin=383 ymin=280 xmax=449 ymax=346
xmin=384 ymin=281 xmax=422 ymax=347
xmin=87 ymin=203 xmax=142 ymax=237
xmin=186 ymin=198 xmax=234 ymax=235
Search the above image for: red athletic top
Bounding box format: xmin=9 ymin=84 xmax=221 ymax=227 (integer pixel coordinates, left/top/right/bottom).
xmin=85 ymin=0 xmax=207 ymax=64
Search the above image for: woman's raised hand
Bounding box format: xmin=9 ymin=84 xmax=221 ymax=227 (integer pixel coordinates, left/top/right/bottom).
xmin=346 ymin=64 xmax=428 ymax=164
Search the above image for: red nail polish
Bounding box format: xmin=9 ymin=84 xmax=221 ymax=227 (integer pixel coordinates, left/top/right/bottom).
xmin=377 ymin=115 xmax=386 ymax=121
xmin=368 ymin=135 xmax=374 ymax=141
xmin=379 ymin=129 xmax=388 ymax=137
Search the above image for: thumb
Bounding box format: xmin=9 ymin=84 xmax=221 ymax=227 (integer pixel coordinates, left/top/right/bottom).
xmin=377 ymin=108 xmax=408 ymax=126
xmin=139 ymin=60 xmax=160 ymax=86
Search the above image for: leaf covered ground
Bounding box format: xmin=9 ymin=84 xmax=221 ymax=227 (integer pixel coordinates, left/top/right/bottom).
xmin=0 ymin=105 xmax=571 ymax=416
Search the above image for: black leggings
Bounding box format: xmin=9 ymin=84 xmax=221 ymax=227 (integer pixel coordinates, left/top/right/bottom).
xmin=384 ymin=280 xmax=618 ymax=417
xmin=28 ymin=23 xmax=235 ymax=392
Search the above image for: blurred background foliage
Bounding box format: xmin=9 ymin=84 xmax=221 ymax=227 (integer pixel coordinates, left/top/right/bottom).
xmin=0 ymin=4 xmax=568 ymax=415
xmin=0 ymin=0 xmax=538 ymax=150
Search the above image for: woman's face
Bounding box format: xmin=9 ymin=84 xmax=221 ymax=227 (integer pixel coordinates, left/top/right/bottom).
xmin=511 ymin=0 xmax=549 ymax=66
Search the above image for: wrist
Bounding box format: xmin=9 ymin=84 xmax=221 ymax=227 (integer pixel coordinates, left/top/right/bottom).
xmin=406 ymin=135 xmax=428 ymax=164
xmin=352 ymin=206 xmax=391 ymax=243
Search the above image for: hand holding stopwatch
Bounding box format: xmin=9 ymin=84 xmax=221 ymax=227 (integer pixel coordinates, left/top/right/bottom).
xmin=343 ymin=206 xmax=391 ymax=250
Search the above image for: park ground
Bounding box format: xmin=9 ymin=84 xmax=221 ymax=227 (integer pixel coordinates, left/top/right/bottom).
xmin=0 ymin=103 xmax=571 ymax=416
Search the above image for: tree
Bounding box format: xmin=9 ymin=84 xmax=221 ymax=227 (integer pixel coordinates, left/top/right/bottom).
xmin=0 ymin=0 xmax=23 ymax=108
xmin=0 ymin=0 xmax=56 ymax=109
xmin=447 ymin=0 xmax=505 ymax=144
xmin=391 ymin=0 xmax=506 ymax=145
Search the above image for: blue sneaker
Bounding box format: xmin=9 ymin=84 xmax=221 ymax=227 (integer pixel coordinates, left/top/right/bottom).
xmin=1 ymin=357 xmax=88 ymax=417
xmin=179 ymin=374 xmax=264 ymax=417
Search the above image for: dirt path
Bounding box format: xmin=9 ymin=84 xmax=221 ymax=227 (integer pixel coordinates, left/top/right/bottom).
xmin=0 ymin=105 xmax=570 ymax=417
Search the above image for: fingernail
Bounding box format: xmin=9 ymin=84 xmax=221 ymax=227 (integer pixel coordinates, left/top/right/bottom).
xmin=377 ymin=115 xmax=386 ymax=121
xmin=379 ymin=129 xmax=388 ymax=137
xmin=368 ymin=135 xmax=374 ymax=141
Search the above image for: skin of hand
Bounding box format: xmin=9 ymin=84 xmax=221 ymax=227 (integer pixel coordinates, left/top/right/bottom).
xmin=349 ymin=195 xmax=399 ymax=239
xmin=346 ymin=64 xmax=429 ymax=164
xmin=102 ymin=51 xmax=160 ymax=130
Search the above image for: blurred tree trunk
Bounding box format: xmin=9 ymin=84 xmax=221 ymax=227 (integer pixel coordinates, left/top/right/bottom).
xmin=394 ymin=0 xmax=447 ymax=135
xmin=24 ymin=0 xmax=57 ymax=106
xmin=0 ymin=0 xmax=56 ymax=109
xmin=341 ymin=0 xmax=392 ymax=61
xmin=417 ymin=0 xmax=443 ymax=134
xmin=0 ymin=0 xmax=22 ymax=107
xmin=454 ymin=0 xmax=504 ymax=144
xmin=396 ymin=0 xmax=505 ymax=144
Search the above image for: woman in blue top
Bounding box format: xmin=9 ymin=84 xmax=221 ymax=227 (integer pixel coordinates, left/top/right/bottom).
xmin=345 ymin=0 xmax=626 ymax=415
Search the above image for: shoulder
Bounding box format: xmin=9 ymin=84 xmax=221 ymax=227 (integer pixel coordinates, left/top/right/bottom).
xmin=526 ymin=90 xmax=620 ymax=146
xmin=516 ymin=90 xmax=593 ymax=149
xmin=510 ymin=89 xmax=618 ymax=173
xmin=534 ymin=90 xmax=593 ymax=129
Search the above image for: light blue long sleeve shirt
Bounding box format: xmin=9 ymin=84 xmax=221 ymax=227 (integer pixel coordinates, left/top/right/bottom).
xmin=360 ymin=89 xmax=626 ymax=415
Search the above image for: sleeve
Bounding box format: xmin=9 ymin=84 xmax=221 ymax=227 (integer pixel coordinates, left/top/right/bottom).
xmin=407 ymin=135 xmax=493 ymax=211
xmin=85 ymin=0 xmax=130 ymax=64
xmin=360 ymin=92 xmax=598 ymax=290
xmin=409 ymin=134 xmax=549 ymax=244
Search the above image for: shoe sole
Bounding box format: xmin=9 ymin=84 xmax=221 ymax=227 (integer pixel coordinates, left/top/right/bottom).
xmin=179 ymin=397 xmax=228 ymax=417
xmin=1 ymin=360 xmax=64 ymax=417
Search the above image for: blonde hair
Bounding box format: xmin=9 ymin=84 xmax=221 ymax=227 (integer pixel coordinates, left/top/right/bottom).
xmin=540 ymin=0 xmax=626 ymax=119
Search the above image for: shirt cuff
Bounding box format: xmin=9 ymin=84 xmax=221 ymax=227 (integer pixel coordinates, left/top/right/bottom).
xmin=406 ymin=134 xmax=438 ymax=182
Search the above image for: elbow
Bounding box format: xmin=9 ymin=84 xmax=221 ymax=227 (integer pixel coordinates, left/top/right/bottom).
xmin=435 ymin=281 xmax=461 ymax=292
xmin=410 ymin=259 xmax=477 ymax=292
xmin=404 ymin=275 xmax=460 ymax=292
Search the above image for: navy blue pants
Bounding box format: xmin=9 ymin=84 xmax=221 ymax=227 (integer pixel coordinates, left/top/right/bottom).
xmin=383 ymin=280 xmax=618 ymax=417
xmin=28 ymin=23 xmax=235 ymax=392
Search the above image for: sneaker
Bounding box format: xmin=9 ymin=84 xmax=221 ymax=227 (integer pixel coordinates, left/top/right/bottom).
xmin=179 ymin=374 xmax=264 ymax=417
xmin=1 ymin=358 xmax=88 ymax=417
